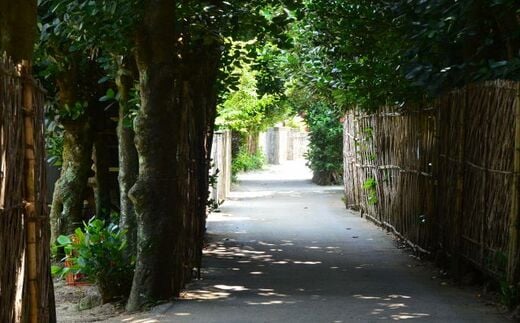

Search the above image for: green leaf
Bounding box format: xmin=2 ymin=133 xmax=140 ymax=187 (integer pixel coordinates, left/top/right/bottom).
xmin=51 ymin=265 xmax=62 ymax=276
xmin=99 ymin=88 xmax=116 ymax=102
xmin=57 ymin=235 xmax=72 ymax=245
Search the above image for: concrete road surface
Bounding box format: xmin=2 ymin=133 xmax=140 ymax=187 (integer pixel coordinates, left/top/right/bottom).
xmin=104 ymin=161 xmax=508 ymax=323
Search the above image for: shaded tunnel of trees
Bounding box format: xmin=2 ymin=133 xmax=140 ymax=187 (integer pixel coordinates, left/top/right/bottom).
xmin=0 ymin=0 xmax=519 ymax=322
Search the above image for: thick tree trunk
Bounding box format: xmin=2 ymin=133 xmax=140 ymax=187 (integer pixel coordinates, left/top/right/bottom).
xmin=93 ymin=128 xmax=112 ymax=220
xmin=0 ymin=1 xmax=37 ymax=62
xmin=126 ymin=0 xmax=223 ymax=309
xmin=50 ymin=120 xmax=93 ymax=243
xmin=50 ymin=61 xmax=105 ymax=242
xmin=126 ymin=0 xmax=180 ymax=311
xmin=116 ymin=60 xmax=138 ymax=256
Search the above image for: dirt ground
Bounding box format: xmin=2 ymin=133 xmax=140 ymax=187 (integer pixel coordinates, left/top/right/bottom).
xmin=54 ymin=280 xmax=122 ymax=322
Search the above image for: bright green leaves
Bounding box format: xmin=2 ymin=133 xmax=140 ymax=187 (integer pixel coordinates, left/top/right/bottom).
xmin=303 ymin=102 xmax=343 ymax=178
xmin=288 ymin=0 xmax=417 ymax=111
xmin=52 ymin=217 xmax=134 ymax=294
xmin=362 ymin=177 xmax=378 ymax=205
xmin=217 ymin=64 xmax=288 ymax=134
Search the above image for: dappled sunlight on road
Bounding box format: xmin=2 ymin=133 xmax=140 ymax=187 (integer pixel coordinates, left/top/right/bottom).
xmin=102 ymin=161 xmax=506 ymax=322
xmin=352 ymin=294 xmax=430 ymax=321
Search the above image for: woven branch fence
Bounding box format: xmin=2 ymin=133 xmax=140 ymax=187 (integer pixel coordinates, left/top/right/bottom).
xmin=0 ymin=56 xmax=54 ymax=322
xmin=344 ymin=80 xmax=520 ymax=282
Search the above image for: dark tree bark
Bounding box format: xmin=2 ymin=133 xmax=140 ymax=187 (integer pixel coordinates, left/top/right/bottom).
xmin=0 ymin=0 xmax=37 ymax=62
xmin=116 ymin=58 xmax=139 ymax=256
xmin=49 ymin=57 xmax=109 ymax=241
xmin=126 ymin=0 xmax=180 ymax=311
xmin=50 ymin=118 xmax=94 ymax=243
xmin=126 ymin=0 xmax=223 ymax=310
xmin=92 ymin=109 xmax=112 ymax=221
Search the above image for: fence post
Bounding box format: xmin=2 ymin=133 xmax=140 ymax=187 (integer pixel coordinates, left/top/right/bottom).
xmin=453 ymin=90 xmax=467 ymax=280
xmin=507 ymin=84 xmax=520 ymax=284
xmin=21 ymin=61 xmax=39 ymax=323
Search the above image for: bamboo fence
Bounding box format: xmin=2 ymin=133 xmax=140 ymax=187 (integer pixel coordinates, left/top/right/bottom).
xmin=0 ymin=56 xmax=54 ymax=322
xmin=343 ymin=80 xmax=520 ymax=282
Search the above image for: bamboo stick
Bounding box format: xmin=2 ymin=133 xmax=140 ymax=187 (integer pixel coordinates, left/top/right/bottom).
xmin=21 ymin=61 xmax=39 ymax=323
xmin=507 ymin=83 xmax=520 ymax=283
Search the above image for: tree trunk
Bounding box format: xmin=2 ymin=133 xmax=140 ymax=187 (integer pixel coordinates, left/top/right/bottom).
xmin=50 ymin=119 xmax=93 ymax=243
xmin=0 ymin=1 xmax=37 ymax=63
xmin=126 ymin=0 xmax=223 ymax=310
xmin=93 ymin=126 xmax=112 ymax=221
xmin=126 ymin=0 xmax=180 ymax=311
xmin=246 ymin=133 xmax=259 ymax=155
xmin=49 ymin=62 xmax=103 ymax=242
xmin=116 ymin=59 xmax=138 ymax=256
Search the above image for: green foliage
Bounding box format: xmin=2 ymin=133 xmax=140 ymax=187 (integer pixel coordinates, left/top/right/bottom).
xmin=283 ymin=0 xmax=418 ymax=112
xmin=500 ymin=281 xmax=519 ymax=310
xmin=232 ymin=149 xmax=265 ymax=176
xmin=394 ymin=0 xmax=520 ymax=94
xmin=53 ymin=218 xmax=134 ymax=301
xmin=303 ymin=102 xmax=343 ymax=179
xmin=45 ymin=117 xmax=64 ymax=167
xmin=207 ymin=166 xmax=223 ymax=212
xmin=217 ymin=63 xmax=289 ymax=134
xmin=362 ymin=177 xmax=378 ymax=205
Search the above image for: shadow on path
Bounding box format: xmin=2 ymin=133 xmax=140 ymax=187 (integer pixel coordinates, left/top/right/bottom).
xmin=106 ymin=160 xmax=507 ymax=323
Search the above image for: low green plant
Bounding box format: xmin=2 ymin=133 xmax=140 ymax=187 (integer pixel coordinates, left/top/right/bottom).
xmin=52 ymin=218 xmax=134 ymax=302
xmin=499 ymin=281 xmax=519 ymax=309
xmin=363 ymin=177 xmax=378 ymax=205
xmin=232 ymin=149 xmax=265 ymax=176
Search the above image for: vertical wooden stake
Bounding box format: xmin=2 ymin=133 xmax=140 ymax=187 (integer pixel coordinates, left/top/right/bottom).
xmin=21 ymin=60 xmax=39 ymax=323
xmin=453 ymin=91 xmax=466 ymax=280
xmin=507 ymin=83 xmax=520 ymax=284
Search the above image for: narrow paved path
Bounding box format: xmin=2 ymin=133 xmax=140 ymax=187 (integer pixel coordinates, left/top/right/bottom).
xmin=112 ymin=161 xmax=507 ymax=322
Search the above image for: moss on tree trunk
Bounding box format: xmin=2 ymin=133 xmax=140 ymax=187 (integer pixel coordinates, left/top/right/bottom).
xmin=93 ymin=116 xmax=112 ymax=221
xmin=50 ymin=119 xmax=93 ymax=243
xmin=126 ymin=0 xmax=181 ymax=310
xmin=116 ymin=60 xmax=138 ymax=256
xmin=126 ymin=0 xmax=222 ymax=310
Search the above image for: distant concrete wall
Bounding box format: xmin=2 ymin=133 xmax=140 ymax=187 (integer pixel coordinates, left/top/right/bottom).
xmin=265 ymin=127 xmax=308 ymax=164
xmin=266 ymin=127 xmax=287 ymax=164
xmin=210 ymin=130 xmax=232 ymax=202
xmin=287 ymin=129 xmax=309 ymax=160
xmin=259 ymin=132 xmax=268 ymax=159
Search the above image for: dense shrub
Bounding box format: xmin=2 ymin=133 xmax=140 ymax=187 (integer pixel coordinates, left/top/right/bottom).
xmin=304 ymin=102 xmax=343 ymax=185
xmin=53 ymin=218 xmax=134 ymax=303
xmin=231 ymin=149 xmax=265 ymax=177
